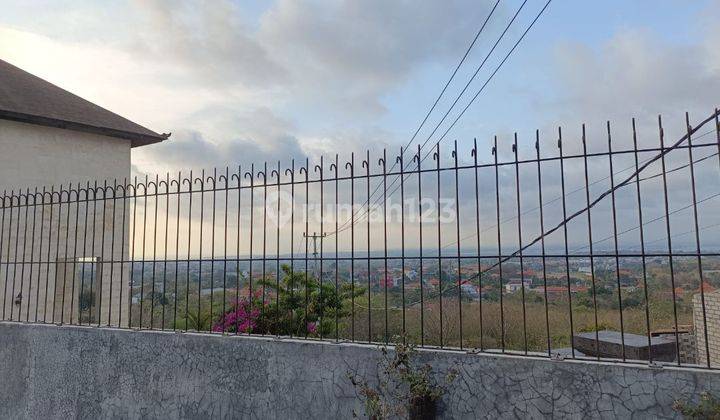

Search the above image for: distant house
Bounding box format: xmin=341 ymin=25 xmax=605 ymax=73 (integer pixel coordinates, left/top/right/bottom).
xmin=0 ymin=59 xmax=168 ymax=191
xmin=578 ymin=266 xmax=593 ymax=274
xmin=460 ymin=283 xmax=479 ymax=300
xmin=505 ymin=278 xmax=532 ymax=293
xmin=0 ymin=58 xmax=169 ymax=325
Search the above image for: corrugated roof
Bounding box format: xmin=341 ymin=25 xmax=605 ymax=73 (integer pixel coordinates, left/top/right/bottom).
xmin=0 ymin=59 xmax=169 ymax=147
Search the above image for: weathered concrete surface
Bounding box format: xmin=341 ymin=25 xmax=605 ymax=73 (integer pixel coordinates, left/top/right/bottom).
xmin=0 ymin=322 xmax=718 ymax=419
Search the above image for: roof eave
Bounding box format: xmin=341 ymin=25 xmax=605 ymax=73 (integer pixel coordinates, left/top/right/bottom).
xmin=0 ymin=109 xmax=170 ymax=148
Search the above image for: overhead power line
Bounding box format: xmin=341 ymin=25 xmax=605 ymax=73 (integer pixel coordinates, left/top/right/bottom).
xmin=327 ymin=0 xmax=503 ymax=237
xmin=333 ymin=0 xmax=554 ymax=236
xmin=473 ymin=109 xmax=720 ymax=277
xmin=355 ymin=108 xmax=720 ymax=310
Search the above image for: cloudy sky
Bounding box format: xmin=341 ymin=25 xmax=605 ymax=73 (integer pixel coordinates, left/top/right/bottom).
xmin=1 ymin=0 xmax=719 ymax=253
xmin=1 ymin=0 xmax=717 ymax=173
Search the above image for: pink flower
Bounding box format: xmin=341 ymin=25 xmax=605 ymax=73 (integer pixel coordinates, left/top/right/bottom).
xmin=213 ymin=298 xmax=259 ymax=333
xmin=307 ymin=322 xmax=317 ymax=334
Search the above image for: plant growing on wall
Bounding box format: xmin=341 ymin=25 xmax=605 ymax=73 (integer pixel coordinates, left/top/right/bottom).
xmin=348 ymin=338 xmax=458 ymax=420
xmin=673 ymin=392 xmax=720 ymax=419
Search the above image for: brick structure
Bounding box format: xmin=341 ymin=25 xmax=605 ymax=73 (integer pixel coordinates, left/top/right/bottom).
xmin=694 ymin=290 xmax=720 ymax=367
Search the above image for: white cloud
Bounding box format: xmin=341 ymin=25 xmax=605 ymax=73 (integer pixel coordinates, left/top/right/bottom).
xmin=552 ymin=29 xmax=720 ymax=124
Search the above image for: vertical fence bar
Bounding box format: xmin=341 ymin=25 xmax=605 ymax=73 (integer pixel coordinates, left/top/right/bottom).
xmin=513 ymin=134 xmax=528 ymax=354
xmin=260 ymin=164 xmax=268 ymax=334
xmin=472 ymin=139 xmax=483 ymax=351
xmin=246 ymin=166 xmax=254 ymax=335
xmin=108 ymin=180 xmax=118 ymax=327
xmin=89 ymin=182 xmax=99 ymax=326
xmin=139 ymin=177 xmax=148 ymax=329
xmin=657 ymin=117 xmax=681 ymax=366
xmin=380 ymin=151 xmax=388 ymax=344
xmin=581 ymin=125 xmax=601 ymax=360
xmin=172 ymin=174 xmax=181 ymax=330
xmin=209 ymin=170 xmax=217 ymax=332
xmin=346 ymin=155 xmax=354 ymax=341
xmin=128 ymin=179 xmax=137 ymax=328
xmin=24 ymin=188 xmax=38 ymax=322
xmin=16 ymin=188 xmax=30 ymax=322
xmin=25 ymin=189 xmax=38 ymax=321
xmin=196 ymin=171 xmax=205 ymax=331
xmin=161 ymin=174 xmax=170 ymax=330
xmin=607 ymin=121 xmax=626 ymax=361
xmin=221 ymin=168 xmax=228 ymax=333
xmin=22 ymin=190 xmax=33 ymax=321
xmin=453 ymin=141 xmax=463 ymax=349
xmin=301 ymin=161 xmax=309 ymax=339
xmin=363 ymin=152 xmax=370 ymax=342
xmin=183 ymin=172 xmax=193 ymax=331
xmin=35 ymin=187 xmax=45 ymax=323
xmin=60 ymin=185 xmax=72 ymax=324
xmin=8 ymin=190 xmax=22 ymax=321
xmin=51 ymin=187 xmax=61 ymax=324
xmin=78 ymin=183 xmax=89 ymax=325
xmin=0 ymin=190 xmax=6 ymax=320
xmin=315 ymin=158 xmax=323 ymax=340
xmin=558 ymin=129 xmax=575 ymax=358
xmin=44 ymin=188 xmax=53 ymax=323
xmin=274 ymin=162 xmax=282 ymax=337
xmin=118 ymin=179 xmax=128 ymax=327
xmin=233 ymin=166 xmax=242 ymax=334
xmin=434 ymin=143 xmax=443 ymax=348
xmin=535 ymin=131 xmax=551 ymax=356
xmin=333 ymin=155 xmax=339 ymax=341
xmin=98 ymin=181 xmax=108 ymax=327
xmin=493 ymin=138 xmax=505 ymax=353
xmin=149 ymin=176 xmax=159 ymax=329
xmin=415 ymin=145 xmax=424 ymax=347
xmin=398 ymin=148 xmax=406 ymax=342
xmin=300 ymin=159 xmax=310 ymax=338
xmin=286 ymin=162 xmax=295 ymax=337
xmin=10 ymin=190 xmax=23 ymax=321
xmin=630 ymin=119 xmax=652 ymax=363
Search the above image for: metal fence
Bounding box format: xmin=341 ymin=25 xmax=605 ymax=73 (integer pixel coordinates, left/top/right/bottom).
xmin=1 ymin=109 xmax=720 ymax=369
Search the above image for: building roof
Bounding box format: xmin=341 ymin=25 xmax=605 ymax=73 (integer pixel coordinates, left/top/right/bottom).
xmin=0 ymin=59 xmax=169 ymax=147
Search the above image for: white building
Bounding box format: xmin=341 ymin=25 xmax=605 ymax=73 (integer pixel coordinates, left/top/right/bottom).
xmin=505 ymin=278 xmax=532 ymax=293
xmin=0 ymin=59 xmax=168 ymax=326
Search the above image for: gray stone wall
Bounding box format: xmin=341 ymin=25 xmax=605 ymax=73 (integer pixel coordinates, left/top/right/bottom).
xmin=0 ymin=322 xmax=719 ymax=419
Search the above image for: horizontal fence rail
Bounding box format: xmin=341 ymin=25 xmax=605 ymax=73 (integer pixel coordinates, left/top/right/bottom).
xmin=1 ymin=109 xmax=720 ymax=369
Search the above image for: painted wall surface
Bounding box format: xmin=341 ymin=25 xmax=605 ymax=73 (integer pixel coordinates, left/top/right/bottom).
xmin=0 ymin=120 xmax=131 ymax=326
xmin=0 ymin=119 xmax=131 ymax=191
xmin=0 ymin=322 xmax=719 ymax=419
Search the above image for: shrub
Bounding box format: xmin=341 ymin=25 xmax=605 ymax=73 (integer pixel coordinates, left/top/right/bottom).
xmin=215 ymin=264 xmax=364 ymax=337
xmin=348 ymin=337 xmax=457 ymax=419
xmin=674 ymin=392 xmax=720 ymax=419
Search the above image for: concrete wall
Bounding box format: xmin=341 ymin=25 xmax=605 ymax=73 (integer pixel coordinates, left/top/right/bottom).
xmin=0 ymin=120 xmax=131 ymax=326
xmin=0 ymin=322 xmax=718 ymax=419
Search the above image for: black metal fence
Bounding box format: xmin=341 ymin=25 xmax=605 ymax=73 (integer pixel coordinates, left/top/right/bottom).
xmin=1 ymin=109 xmax=720 ymax=369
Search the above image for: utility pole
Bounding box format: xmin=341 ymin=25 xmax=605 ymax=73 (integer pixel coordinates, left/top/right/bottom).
xmin=303 ymin=232 xmax=326 ymax=277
